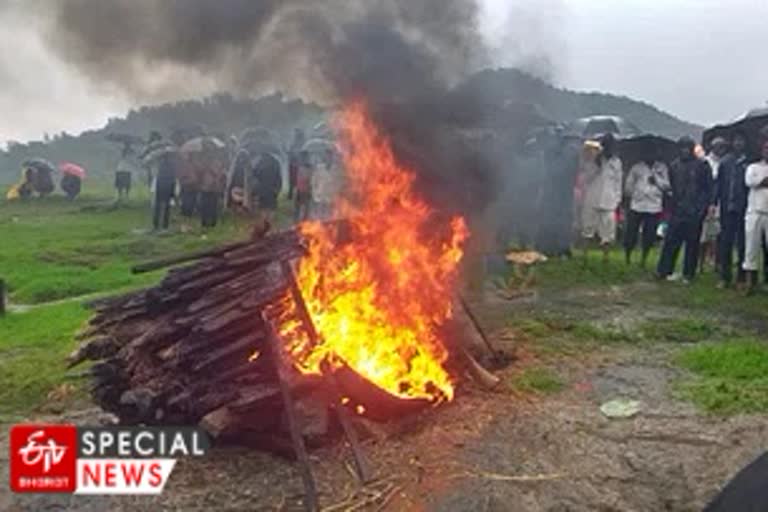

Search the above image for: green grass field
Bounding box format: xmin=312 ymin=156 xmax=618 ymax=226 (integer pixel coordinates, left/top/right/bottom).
xmin=675 ymin=339 xmax=768 ymax=414
xmin=0 ymin=183 xmax=291 ymax=417
xmin=0 ymin=187 xmax=252 ymax=304
xmin=0 ymin=301 xmax=90 ymax=422
xmin=1 ymin=185 xmax=767 ymax=418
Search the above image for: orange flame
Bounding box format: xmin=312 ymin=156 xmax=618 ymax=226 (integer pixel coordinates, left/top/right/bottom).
xmin=280 ymin=100 xmax=468 ymax=402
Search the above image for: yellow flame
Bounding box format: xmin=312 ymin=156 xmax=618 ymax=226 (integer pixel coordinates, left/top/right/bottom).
xmin=279 ymin=101 xmax=468 ymax=403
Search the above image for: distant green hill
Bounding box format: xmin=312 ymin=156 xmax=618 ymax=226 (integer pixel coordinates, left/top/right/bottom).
xmin=454 ymin=68 xmax=702 ymax=140
xmin=0 ymin=68 xmax=702 ymax=187
xmin=0 ymin=93 xmax=325 ymax=186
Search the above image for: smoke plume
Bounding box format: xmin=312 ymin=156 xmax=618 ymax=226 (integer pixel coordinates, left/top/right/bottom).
xmin=46 ymin=0 xmax=484 ymax=103
xmin=42 ymin=0 xmax=502 ymax=215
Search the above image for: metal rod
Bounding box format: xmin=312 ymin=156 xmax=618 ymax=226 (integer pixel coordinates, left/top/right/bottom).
xmin=0 ymin=278 xmax=5 ymax=316
xmin=262 ymin=313 xmax=319 ymax=512
xmin=280 ymin=260 xmax=373 ymax=484
xmin=458 ymin=294 xmax=498 ymax=355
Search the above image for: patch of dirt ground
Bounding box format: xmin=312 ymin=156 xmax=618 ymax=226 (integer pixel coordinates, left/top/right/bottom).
xmin=2 ymin=284 xmax=767 ymax=511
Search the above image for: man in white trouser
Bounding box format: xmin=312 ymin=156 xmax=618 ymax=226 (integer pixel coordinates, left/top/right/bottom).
xmin=580 ymin=133 xmax=623 ymax=262
xmin=743 ymin=140 xmax=768 ymax=294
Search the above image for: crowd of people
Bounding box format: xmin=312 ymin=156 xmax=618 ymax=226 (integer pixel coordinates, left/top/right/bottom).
xmin=112 ymin=127 xmax=343 ymax=235
xmin=543 ymin=129 xmax=768 ymax=295
xmin=9 ymin=117 xmax=767 ymax=296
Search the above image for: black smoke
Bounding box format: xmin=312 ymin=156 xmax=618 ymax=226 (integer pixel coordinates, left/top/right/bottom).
xmin=46 ymin=0 xmax=483 ymax=101
xmin=43 ymin=0 xmax=504 ymax=216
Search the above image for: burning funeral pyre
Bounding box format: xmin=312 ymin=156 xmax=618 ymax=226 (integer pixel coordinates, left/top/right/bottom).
xmin=70 ymin=103 xmax=498 ymax=460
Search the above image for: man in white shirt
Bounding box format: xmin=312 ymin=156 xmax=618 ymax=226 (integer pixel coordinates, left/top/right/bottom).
xmin=742 ymin=140 xmax=768 ymax=294
xmin=580 ymin=133 xmax=623 ymax=262
xmin=623 ymin=146 xmax=670 ymax=268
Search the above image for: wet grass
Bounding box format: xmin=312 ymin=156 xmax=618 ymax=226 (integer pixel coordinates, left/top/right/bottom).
xmin=674 ymin=339 xmax=768 ymax=414
xmin=510 ymin=367 xmax=565 ymax=395
xmin=0 ymin=185 xmax=294 ymax=304
xmin=530 ymin=248 xmax=768 ymax=321
xmin=0 ymin=301 xmax=90 ymax=421
xmin=511 ymin=312 xmax=722 ymax=353
xmin=536 ymin=249 xmax=652 ymax=288
xmin=639 ymin=317 xmax=721 ymax=343
xmin=508 ymin=305 xmax=768 ymax=415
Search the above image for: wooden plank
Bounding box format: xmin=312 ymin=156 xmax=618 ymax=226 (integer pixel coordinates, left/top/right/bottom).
xmin=263 ymin=313 xmax=319 ymax=512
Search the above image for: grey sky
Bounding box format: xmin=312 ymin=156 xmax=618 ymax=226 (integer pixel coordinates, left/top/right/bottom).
xmin=483 ymin=0 xmax=768 ymax=124
xmin=1 ymin=0 xmax=767 ymax=144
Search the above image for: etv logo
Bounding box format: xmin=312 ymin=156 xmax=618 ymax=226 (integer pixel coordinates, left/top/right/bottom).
xmin=10 ymin=424 xmax=77 ymax=493
xmin=19 ymin=430 xmax=68 ymax=472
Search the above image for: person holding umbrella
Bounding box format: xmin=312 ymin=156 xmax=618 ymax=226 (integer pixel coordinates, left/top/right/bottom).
xmin=251 ymin=151 xmax=282 ymax=236
xmin=140 ymin=131 xmax=165 ymax=187
xmin=716 ymin=131 xmax=750 ymax=288
xmin=141 ymin=132 xmax=178 ymax=232
xmin=59 ymin=162 xmax=87 ymax=200
xmin=194 ymin=138 xmax=228 ymax=229
xmin=623 ymin=143 xmax=670 ymax=268
xmin=656 ymin=137 xmax=714 ymax=283
xmin=699 ymin=137 xmax=727 ymax=273
xmin=151 ymin=151 xmax=177 ymax=232
xmin=579 ymin=133 xmax=623 ymax=262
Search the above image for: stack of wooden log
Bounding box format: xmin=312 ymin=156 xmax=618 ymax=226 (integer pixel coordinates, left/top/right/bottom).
xmin=69 ymin=230 xmax=339 ymax=446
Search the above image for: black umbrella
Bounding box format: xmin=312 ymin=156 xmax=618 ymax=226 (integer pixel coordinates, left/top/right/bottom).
xmin=703 ymin=107 xmax=768 ymax=159
xmin=20 ymin=158 xmax=56 ymax=196
xmin=617 ymin=134 xmax=678 ymax=170
xmin=238 ymin=126 xmax=284 ymax=157
xmin=21 ymin=158 xmax=56 ymax=175
xmin=570 ymin=115 xmax=642 ymax=140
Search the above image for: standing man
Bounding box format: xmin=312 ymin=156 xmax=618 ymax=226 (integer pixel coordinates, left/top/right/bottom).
xmin=580 ymin=133 xmax=623 ymax=262
xmin=743 ymin=140 xmax=768 ymax=294
xmin=287 ymin=128 xmax=306 ymax=201
xmin=198 ymin=150 xmax=226 ymax=229
xmin=700 ymin=138 xmax=727 ymax=272
xmin=141 ymin=131 xmax=163 ymax=188
xmin=311 ymin=149 xmax=337 ymax=220
xmin=293 ymin=150 xmax=313 ymax=223
xmin=656 ymin=136 xmax=714 ymax=283
xmin=717 ymin=132 xmax=750 ymax=288
xmin=115 ymin=144 xmax=138 ymax=203
xmin=153 ymin=151 xmax=177 ymax=232
xmin=177 ymin=156 xmax=199 ymax=218
xmin=252 ymin=152 xmax=283 ymax=235
xmin=623 ymin=144 xmax=670 ymax=267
